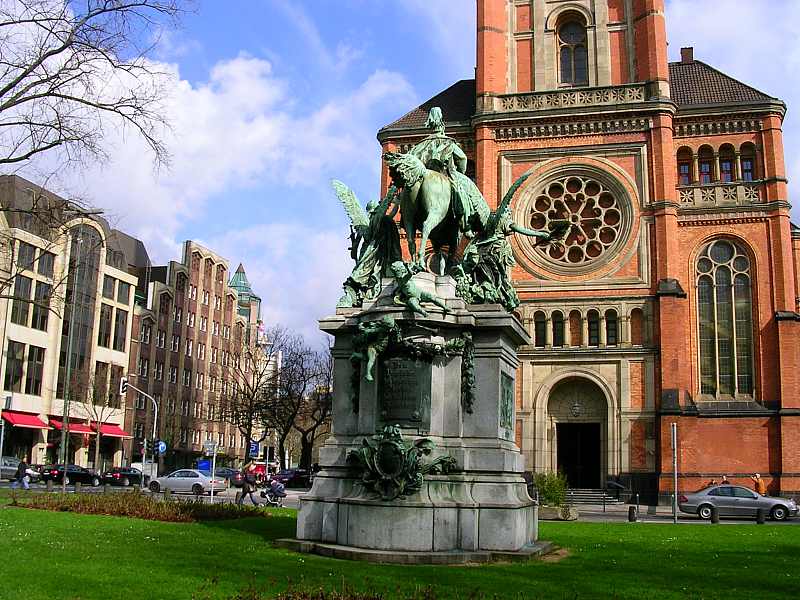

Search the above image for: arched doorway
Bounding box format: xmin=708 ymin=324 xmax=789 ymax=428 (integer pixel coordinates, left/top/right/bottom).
xmin=548 ymin=378 xmax=607 ymax=488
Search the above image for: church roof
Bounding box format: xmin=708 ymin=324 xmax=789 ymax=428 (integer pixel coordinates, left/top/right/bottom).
xmin=380 ymin=61 xmax=778 ymax=133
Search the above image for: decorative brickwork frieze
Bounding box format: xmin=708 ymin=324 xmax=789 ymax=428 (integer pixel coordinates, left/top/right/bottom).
xmin=674 ymin=119 xmax=763 ymax=138
xmin=496 ymin=83 xmax=646 ymax=112
xmin=495 ymin=117 xmax=651 ymax=140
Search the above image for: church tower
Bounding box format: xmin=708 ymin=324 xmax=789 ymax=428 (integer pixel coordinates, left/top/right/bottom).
xmin=379 ymin=0 xmax=800 ymax=501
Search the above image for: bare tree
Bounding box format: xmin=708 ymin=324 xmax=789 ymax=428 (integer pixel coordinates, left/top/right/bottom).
xmin=77 ymin=370 xmax=119 ymax=471
xmin=220 ymin=325 xmax=284 ymax=466
xmin=293 ymin=347 xmax=332 ymax=471
xmin=0 ymin=0 xmax=190 ymax=168
xmin=262 ymin=332 xmax=318 ymax=471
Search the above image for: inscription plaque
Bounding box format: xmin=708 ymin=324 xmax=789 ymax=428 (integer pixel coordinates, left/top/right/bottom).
xmin=500 ymin=373 xmax=514 ymax=439
xmin=378 ymin=357 xmax=431 ymax=428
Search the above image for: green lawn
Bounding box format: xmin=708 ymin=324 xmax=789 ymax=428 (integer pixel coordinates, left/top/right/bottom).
xmin=1 ymin=499 xmax=798 ymax=599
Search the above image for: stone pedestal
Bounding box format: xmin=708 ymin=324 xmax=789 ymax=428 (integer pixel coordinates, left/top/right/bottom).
xmin=293 ymin=273 xmax=540 ymax=561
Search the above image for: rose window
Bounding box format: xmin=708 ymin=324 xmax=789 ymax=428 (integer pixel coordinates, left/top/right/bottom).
xmin=528 ymin=175 xmax=624 ymax=266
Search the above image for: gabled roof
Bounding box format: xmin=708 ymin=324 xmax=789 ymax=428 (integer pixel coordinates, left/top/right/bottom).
xmin=668 ymin=60 xmax=777 ymax=107
xmin=380 ymin=60 xmax=779 ymax=133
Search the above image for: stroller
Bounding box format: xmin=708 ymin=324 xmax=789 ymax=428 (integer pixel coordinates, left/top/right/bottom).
xmin=260 ymin=478 xmax=287 ymax=507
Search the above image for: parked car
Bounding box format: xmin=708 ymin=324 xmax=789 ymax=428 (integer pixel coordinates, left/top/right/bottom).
xmin=2 ymin=456 xmax=21 ymax=481
xmin=102 ymin=467 xmax=145 ymax=487
xmin=213 ymin=467 xmax=238 ymax=483
xmin=679 ymin=485 xmax=798 ymax=521
xmin=273 ymin=468 xmax=311 ymax=488
xmin=39 ymin=464 xmax=101 ymax=487
xmin=148 ymin=469 xmax=226 ymax=495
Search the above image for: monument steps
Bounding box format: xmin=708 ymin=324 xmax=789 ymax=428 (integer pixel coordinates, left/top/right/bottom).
xmin=566 ymin=488 xmax=625 ymax=505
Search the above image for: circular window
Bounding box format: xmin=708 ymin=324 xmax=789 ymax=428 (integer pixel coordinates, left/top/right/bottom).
xmin=526 ymin=174 xmax=628 ymax=269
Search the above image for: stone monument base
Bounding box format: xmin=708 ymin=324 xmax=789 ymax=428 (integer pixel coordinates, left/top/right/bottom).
xmin=274 ymin=538 xmax=554 ymax=565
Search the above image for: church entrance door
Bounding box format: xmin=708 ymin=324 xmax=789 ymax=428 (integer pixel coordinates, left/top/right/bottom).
xmin=556 ymin=423 xmax=601 ymax=488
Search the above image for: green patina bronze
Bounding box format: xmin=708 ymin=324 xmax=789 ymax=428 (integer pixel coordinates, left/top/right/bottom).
xmin=347 ymin=424 xmax=458 ymax=501
xmin=349 ymin=316 xmax=475 ymax=414
xmin=334 ymin=107 xmax=565 ymax=313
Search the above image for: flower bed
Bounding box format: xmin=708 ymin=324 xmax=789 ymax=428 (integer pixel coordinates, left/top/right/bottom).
xmin=11 ymin=491 xmax=275 ymax=523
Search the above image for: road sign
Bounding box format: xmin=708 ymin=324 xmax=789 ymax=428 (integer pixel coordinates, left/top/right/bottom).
xmin=156 ymin=440 xmax=167 ymax=455
xmin=248 ymin=441 xmax=259 ymax=457
xmin=119 ymin=377 xmax=128 ymax=395
xmin=203 ymin=440 xmax=217 ymax=456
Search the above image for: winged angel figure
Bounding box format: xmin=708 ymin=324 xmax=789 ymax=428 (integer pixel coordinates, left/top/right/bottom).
xmin=334 ymin=181 xmax=402 ymax=308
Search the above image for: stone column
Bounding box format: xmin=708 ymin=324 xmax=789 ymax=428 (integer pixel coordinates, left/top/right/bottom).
xmin=691 ymin=152 xmax=699 ymax=184
xmin=713 ymin=152 xmax=720 ymax=182
xmin=564 ymin=316 xmax=572 ymax=347
xmin=621 ymin=314 xmax=631 ymax=348
xmin=544 ymin=317 xmax=552 ymax=349
xmin=581 ymin=314 xmax=589 ymax=348
xmin=735 ymin=151 xmax=743 ymax=181
xmin=599 ymin=315 xmax=607 ymax=346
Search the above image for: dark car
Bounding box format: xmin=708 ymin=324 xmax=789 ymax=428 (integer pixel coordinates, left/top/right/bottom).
xmin=102 ymin=467 xmax=145 ymax=487
xmin=213 ymin=467 xmax=238 ymax=482
xmin=274 ymin=468 xmax=311 ymax=488
xmin=39 ymin=464 xmax=101 ymax=487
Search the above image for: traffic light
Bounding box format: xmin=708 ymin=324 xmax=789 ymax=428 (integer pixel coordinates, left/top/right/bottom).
xmin=119 ymin=376 xmax=129 ymax=396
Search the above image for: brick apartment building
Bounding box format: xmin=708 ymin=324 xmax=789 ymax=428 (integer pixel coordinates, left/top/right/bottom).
xmin=123 ymin=243 xmax=270 ymax=470
xmin=378 ymin=0 xmax=800 ymax=500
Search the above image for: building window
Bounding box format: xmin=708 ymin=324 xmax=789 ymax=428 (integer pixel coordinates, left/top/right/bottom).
xmin=31 ymin=281 xmax=51 ymax=331
xmin=203 ymin=291 xmax=209 ymax=305
xmin=558 ymin=21 xmax=588 ymax=86
xmin=210 ymin=376 xmax=217 ymax=392
xmin=17 ymin=241 xmax=36 ymax=271
xmin=135 ymin=393 xmax=147 ymax=410
xmin=156 ymin=330 xmax=166 ymax=348
xmin=174 ymin=307 xmax=182 ymax=323
xmin=23 ymin=345 xmax=45 ymax=395
xmin=154 ymin=361 xmax=164 ymax=381
xmin=167 ymin=396 xmax=176 ymax=414
xmin=185 ymin=339 xmax=193 ymax=357
xmin=213 ymin=321 xmax=219 ymax=336
xmin=11 ymin=275 xmax=32 ymax=326
xmin=698 ymin=147 xmax=714 ymax=184
xmin=112 ymin=308 xmax=128 ymax=352
xmin=552 ymin=311 xmax=565 ymax=347
xmin=198 ymin=343 xmax=205 ymax=360
xmin=697 ymin=240 xmax=754 ymax=397
xmin=3 ymin=341 xmax=24 ymax=391
xmin=140 ymin=323 xmax=151 ymax=344
xmin=134 ymin=422 xmax=145 ymax=439
xmin=171 ymin=335 xmax=180 ymax=352
xmin=533 ymin=312 xmax=546 ymax=348
xmin=183 ymin=369 xmax=191 ymax=387
xmin=38 ymin=251 xmax=55 ymax=278
xmin=117 ymin=282 xmax=131 ymax=305
xmin=211 ymin=347 xmax=218 ymax=364
xmin=102 ymin=275 xmax=115 ymax=299
xmin=196 ymin=372 xmax=204 ymax=389
xmin=98 ymin=304 xmax=113 ymax=347
xmin=200 ymin=316 xmax=207 ymax=331
xmin=605 ymin=310 xmax=618 ymax=346
xmin=137 ymin=357 xmax=149 ymax=378
xmin=587 ymin=310 xmax=600 ymax=347
xmin=169 ymin=366 xmax=177 ymax=384
xmin=188 ymin=312 xmax=195 ymax=327
xmin=215 ymin=295 xmax=222 ymax=310
xmin=720 ymin=158 xmax=734 ymax=183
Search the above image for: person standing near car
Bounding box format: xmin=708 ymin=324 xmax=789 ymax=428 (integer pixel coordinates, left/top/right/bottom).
xmin=751 ymin=473 xmax=767 ymax=495
xmin=236 ymin=462 xmax=259 ymax=506
xmin=11 ymin=460 xmax=29 ymax=490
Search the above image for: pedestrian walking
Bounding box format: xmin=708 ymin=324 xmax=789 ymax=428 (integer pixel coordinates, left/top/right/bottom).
xmin=236 ymin=462 xmax=259 ymax=506
xmin=10 ymin=460 xmax=30 ymax=490
xmin=720 ymin=475 xmax=731 ymax=485
xmin=750 ymin=473 xmax=767 ymax=495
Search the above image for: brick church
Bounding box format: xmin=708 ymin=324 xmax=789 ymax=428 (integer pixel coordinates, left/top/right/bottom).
xmin=377 ymin=0 xmax=800 ymax=501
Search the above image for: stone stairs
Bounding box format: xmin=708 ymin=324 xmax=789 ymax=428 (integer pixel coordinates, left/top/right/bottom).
xmin=565 ymin=488 xmax=625 ymax=505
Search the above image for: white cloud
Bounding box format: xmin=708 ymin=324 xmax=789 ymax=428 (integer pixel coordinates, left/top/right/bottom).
xmin=666 ymin=0 xmax=800 ymax=221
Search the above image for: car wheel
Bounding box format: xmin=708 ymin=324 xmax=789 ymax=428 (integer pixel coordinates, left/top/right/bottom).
xmin=698 ymin=504 xmax=713 ymax=520
xmin=192 ymin=484 xmax=204 ymax=496
xmin=64 ymin=476 xmax=71 ymax=486
xmin=149 ymin=481 xmax=160 ymax=493
xmin=771 ymin=505 xmax=788 ymax=521
xmin=91 ymin=477 xmax=100 ymax=487
xmin=122 ymin=477 xmax=130 ymax=487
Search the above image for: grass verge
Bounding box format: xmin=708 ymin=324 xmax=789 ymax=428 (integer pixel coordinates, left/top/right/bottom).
xmin=0 ymin=503 xmax=798 ymax=599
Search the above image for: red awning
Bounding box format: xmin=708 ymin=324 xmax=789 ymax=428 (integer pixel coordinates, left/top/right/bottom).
xmin=48 ymin=418 xmax=95 ymax=435
xmin=95 ymin=423 xmax=132 ymax=438
xmin=1 ymin=410 xmax=49 ymax=429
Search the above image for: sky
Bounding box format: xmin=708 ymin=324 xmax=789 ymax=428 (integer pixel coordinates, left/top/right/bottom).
xmin=15 ymin=0 xmax=800 ymax=341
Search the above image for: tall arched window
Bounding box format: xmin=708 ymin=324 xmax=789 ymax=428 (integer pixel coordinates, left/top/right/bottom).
xmin=559 ymin=21 xmax=588 ymax=86
xmin=697 ymin=240 xmax=754 ymax=398
xmin=587 ymin=310 xmax=600 ymax=346
xmin=534 ymin=311 xmax=546 ymax=348
xmin=552 ymin=311 xmax=565 ymax=347
xmin=605 ymin=309 xmax=618 ymax=346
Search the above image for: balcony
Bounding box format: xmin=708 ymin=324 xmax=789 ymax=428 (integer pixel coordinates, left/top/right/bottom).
xmin=677 ymin=182 xmax=763 ymax=208
xmin=493 ymin=83 xmax=648 ymax=113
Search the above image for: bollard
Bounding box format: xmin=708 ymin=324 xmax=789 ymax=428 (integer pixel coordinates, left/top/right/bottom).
xmin=756 ymin=508 xmax=766 ymax=524
xmin=46 ymin=479 xmax=53 ymax=492
xmin=103 ymin=484 xmax=111 ymax=494
xmin=628 ymin=506 xmax=638 ymax=522
xmin=74 ymin=481 xmax=81 ymax=493
xmin=711 ymin=506 xmax=720 ymax=523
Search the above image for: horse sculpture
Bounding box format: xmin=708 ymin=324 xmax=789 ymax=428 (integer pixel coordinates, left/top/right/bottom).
xmin=383 ymin=151 xmax=490 ymax=272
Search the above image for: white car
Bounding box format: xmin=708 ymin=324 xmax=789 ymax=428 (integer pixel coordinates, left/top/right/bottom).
xmin=148 ymin=469 xmax=226 ymax=495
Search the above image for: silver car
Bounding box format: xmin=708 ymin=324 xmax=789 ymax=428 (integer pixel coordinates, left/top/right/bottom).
xmin=148 ymin=469 xmax=226 ymax=495
xmin=679 ymin=485 xmax=798 ymax=521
